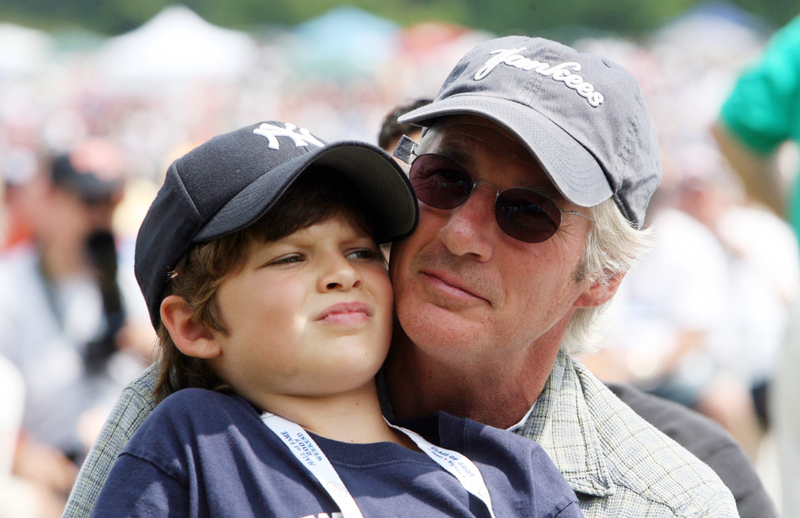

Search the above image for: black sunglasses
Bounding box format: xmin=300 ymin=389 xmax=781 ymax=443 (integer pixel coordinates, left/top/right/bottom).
xmin=409 ymin=153 xmax=594 ymax=243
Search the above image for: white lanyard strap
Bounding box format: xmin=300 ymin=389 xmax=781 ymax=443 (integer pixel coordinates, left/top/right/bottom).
xmin=261 ymin=412 xmax=364 ymax=518
xmin=386 ymin=420 xmax=498 ymax=518
xmin=261 ymin=412 xmax=497 ymax=518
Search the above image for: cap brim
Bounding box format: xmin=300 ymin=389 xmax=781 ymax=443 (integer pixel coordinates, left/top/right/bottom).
xmin=399 ymin=95 xmax=613 ymax=207
xmin=194 ymin=141 xmax=418 ymax=244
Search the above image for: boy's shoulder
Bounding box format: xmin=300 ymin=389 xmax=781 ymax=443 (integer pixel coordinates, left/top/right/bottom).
xmin=160 ymin=386 xmax=232 ymax=404
xmin=122 ymin=388 xmax=266 ymax=475
xmin=141 ymin=388 xmax=259 ymax=438
xmin=159 ymin=387 xmax=254 ymax=412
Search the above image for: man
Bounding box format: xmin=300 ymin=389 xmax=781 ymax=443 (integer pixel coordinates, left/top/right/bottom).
xmin=379 ymin=102 xmax=773 ymax=518
xmin=377 ymin=98 xmax=430 ymax=154
xmin=63 ymin=36 xmax=738 ymax=517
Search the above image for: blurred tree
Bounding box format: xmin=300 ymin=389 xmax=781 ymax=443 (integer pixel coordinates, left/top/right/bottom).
xmin=0 ymin=0 xmax=796 ymax=37
xmin=733 ymin=0 xmax=798 ymax=31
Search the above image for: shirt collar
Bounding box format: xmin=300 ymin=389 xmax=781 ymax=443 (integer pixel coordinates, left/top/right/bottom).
xmin=506 ymin=401 xmax=535 ymax=433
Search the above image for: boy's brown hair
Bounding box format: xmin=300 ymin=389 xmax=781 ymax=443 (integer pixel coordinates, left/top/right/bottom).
xmin=154 ymin=168 xmax=381 ymax=401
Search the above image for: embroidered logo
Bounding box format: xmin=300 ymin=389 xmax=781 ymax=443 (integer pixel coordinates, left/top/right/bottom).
xmin=253 ymin=122 xmax=324 ymax=150
xmin=474 ymin=47 xmax=604 ymax=107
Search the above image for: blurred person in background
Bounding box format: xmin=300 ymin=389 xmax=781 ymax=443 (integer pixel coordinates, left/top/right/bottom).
xmin=591 ymin=139 xmax=799 ymax=460
xmin=677 ymin=156 xmax=799 ymax=447
xmin=712 ymin=12 xmax=800 ymax=517
xmin=559 ymin=139 xmax=778 ymax=517
xmin=599 ymin=176 xmax=729 ymax=412
xmin=0 ymin=138 xmax=154 ymax=515
xmin=378 ymin=98 xmax=431 ymax=157
xmin=0 ymin=353 xmax=54 ymax=518
xmin=1 ymin=149 xmax=37 ymax=250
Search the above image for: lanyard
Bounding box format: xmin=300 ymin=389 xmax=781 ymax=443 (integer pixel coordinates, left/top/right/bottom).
xmin=385 ymin=420 xmax=497 ymax=518
xmin=260 ymin=412 xmax=497 ymax=518
xmin=261 ymin=412 xmax=364 ymax=518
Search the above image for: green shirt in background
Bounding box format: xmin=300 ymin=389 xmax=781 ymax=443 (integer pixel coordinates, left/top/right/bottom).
xmin=719 ymin=14 xmax=800 ymax=238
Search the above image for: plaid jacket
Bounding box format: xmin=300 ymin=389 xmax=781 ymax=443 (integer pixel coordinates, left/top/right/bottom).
xmin=62 ymin=351 xmax=738 ymax=517
xmin=516 ymin=352 xmax=738 ymax=517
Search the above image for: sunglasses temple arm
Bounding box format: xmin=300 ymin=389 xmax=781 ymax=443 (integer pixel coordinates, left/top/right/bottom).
xmin=393 ymin=135 xmax=418 ymax=165
xmin=564 ymin=210 xmax=595 ymax=222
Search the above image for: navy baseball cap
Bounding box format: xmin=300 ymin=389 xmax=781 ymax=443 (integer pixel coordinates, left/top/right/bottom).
xmin=399 ymin=35 xmax=661 ymax=229
xmin=135 ymin=121 xmax=418 ymax=327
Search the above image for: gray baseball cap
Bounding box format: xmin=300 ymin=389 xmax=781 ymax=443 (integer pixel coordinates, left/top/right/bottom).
xmin=398 ymin=35 xmax=661 ymax=229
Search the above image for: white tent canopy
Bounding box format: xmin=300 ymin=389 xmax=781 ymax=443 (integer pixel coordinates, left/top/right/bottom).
xmin=652 ymin=1 xmax=769 ymax=56
xmin=97 ymin=5 xmax=258 ymax=80
xmin=291 ymin=6 xmax=400 ymax=81
xmin=0 ymin=23 xmax=53 ymax=77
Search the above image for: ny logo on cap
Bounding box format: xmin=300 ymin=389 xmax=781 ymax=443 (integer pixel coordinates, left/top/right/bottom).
xmin=253 ymin=122 xmax=324 ymax=150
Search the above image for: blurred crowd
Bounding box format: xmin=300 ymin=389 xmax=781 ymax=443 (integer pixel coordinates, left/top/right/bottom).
xmin=2 ymin=3 xmax=799 ymax=517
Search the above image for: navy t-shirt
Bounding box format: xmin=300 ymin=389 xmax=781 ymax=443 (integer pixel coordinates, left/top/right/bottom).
xmin=90 ymin=389 xmax=581 ymax=518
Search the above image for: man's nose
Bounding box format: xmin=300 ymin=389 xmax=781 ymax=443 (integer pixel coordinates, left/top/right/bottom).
xmin=438 ymin=183 xmax=498 ymax=261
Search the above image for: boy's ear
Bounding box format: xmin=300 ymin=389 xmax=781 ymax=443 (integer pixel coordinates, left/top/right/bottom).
xmin=574 ymin=272 xmax=625 ymax=308
xmin=160 ymin=295 xmax=222 ymax=359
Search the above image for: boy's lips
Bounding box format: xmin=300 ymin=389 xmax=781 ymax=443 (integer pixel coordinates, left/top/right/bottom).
xmin=315 ymin=302 xmax=373 ymax=324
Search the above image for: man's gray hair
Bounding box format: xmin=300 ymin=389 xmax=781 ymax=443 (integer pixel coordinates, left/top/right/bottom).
xmin=562 ymin=197 xmax=653 ymax=356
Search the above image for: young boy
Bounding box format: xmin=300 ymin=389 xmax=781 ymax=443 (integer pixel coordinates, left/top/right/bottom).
xmin=90 ymin=121 xmax=583 ymax=518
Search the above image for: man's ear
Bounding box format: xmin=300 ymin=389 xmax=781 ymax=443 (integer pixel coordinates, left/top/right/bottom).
xmin=574 ymin=272 xmax=625 ymax=308
xmin=160 ymin=295 xmax=222 ymax=359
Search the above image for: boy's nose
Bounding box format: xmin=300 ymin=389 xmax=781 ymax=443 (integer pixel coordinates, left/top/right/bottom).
xmin=319 ymin=257 xmax=362 ymax=291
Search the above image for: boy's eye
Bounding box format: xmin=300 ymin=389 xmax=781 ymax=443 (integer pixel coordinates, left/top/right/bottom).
xmin=347 ymin=248 xmax=380 ymax=261
xmin=269 ymin=254 xmax=304 ymax=266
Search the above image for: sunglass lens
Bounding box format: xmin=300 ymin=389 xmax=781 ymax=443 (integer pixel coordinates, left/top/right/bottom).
xmin=410 ymin=155 xmax=473 ymax=210
xmin=495 ymin=189 xmax=561 ymax=243
xmin=411 ymin=155 xmax=565 ymax=243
